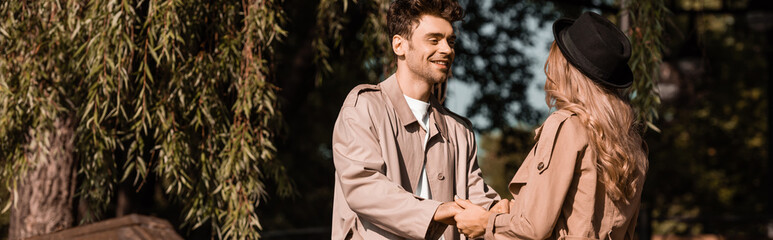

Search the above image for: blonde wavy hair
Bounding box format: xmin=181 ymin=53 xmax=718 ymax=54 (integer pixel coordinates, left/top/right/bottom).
xmin=542 ymin=42 xmax=648 ymax=203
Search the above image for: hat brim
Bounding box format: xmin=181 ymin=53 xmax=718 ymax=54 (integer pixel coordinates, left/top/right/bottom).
xmin=552 ymin=17 xmax=580 ymax=73
xmin=608 ymin=61 xmax=634 ymax=88
xmin=552 ymin=17 xmax=633 ymax=88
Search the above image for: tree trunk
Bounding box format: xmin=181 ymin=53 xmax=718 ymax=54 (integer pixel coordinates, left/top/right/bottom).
xmin=9 ymin=117 xmax=77 ymax=240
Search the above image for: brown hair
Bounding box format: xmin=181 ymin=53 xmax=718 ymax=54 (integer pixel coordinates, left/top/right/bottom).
xmin=543 ymin=42 xmax=648 ymax=204
xmin=387 ymin=0 xmax=464 ymax=42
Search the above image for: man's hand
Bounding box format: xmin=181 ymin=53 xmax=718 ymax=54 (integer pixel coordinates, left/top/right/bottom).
xmin=433 ymin=202 xmax=463 ymax=225
xmin=454 ymin=199 xmax=490 ymax=239
xmin=489 ymin=199 xmax=510 ymax=214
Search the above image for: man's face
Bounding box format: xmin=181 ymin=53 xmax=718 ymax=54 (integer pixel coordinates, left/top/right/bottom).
xmin=403 ymin=15 xmax=456 ymax=84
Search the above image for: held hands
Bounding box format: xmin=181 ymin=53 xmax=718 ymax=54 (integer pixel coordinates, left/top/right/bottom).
xmin=453 ymin=199 xmax=510 ymax=239
xmin=433 ymin=199 xmax=511 ymax=239
xmin=433 ymin=201 xmax=464 ymax=225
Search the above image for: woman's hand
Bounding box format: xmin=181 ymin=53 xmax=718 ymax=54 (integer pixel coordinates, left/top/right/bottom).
xmin=454 ymin=199 xmax=491 ymax=239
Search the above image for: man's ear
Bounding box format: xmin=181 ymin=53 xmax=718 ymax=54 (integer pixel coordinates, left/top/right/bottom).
xmin=392 ymin=35 xmax=405 ymax=57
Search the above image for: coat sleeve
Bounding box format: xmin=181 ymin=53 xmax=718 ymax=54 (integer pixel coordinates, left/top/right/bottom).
xmin=333 ymin=101 xmax=444 ymax=239
xmin=484 ymin=114 xmax=588 ymax=240
xmin=464 ymin=128 xmax=501 ymax=209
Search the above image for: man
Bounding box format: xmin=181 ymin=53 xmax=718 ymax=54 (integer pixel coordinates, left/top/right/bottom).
xmin=331 ymin=0 xmax=505 ymax=239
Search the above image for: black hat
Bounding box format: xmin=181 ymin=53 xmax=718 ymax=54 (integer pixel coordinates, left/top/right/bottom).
xmin=553 ymin=12 xmax=633 ymax=88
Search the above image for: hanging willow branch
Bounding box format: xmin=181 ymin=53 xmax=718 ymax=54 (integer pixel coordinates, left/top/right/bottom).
xmin=76 ymin=0 xmax=138 ymax=222
xmin=0 ymin=0 xmax=291 ymax=238
xmin=361 ymin=0 xmax=394 ymax=78
xmin=314 ymin=0 xmax=393 ymax=84
xmin=625 ymin=0 xmax=669 ymax=132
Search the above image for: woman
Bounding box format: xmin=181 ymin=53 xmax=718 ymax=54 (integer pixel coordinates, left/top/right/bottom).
xmin=453 ymin=12 xmax=648 ymax=240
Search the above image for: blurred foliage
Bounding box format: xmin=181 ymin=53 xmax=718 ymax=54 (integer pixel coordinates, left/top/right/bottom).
xmin=477 ymin=127 xmax=535 ymax=199
xmin=642 ymin=1 xmax=770 ymax=237
xmin=257 ymin=0 xmax=393 ymax=236
xmin=0 ymin=0 xmax=291 ymax=238
xmin=453 ymin=0 xmax=557 ymax=130
xmin=315 ymin=0 xmax=393 ymax=84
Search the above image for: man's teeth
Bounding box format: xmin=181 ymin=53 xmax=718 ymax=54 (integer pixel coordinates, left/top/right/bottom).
xmin=432 ymin=61 xmax=447 ymax=65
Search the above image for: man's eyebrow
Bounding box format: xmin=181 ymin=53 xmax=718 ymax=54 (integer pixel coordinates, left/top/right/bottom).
xmin=424 ymin=32 xmax=445 ymax=38
xmin=424 ymin=33 xmax=456 ymax=40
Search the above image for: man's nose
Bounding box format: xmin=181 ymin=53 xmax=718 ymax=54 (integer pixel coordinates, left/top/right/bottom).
xmin=438 ymin=39 xmax=452 ymax=54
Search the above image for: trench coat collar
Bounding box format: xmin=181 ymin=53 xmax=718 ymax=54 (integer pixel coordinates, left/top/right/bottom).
xmin=428 ymin=91 xmax=450 ymax=141
xmin=381 ymin=74 xmax=449 ymax=141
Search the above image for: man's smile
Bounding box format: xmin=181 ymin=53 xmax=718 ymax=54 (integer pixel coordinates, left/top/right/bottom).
xmin=430 ymin=59 xmax=450 ymax=69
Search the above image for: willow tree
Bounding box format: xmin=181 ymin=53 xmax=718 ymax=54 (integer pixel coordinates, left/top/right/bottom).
xmin=0 ymin=0 xmax=290 ymax=239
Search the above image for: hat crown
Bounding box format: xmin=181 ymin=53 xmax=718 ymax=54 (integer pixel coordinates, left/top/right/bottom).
xmin=553 ymin=12 xmax=633 ymax=88
xmin=575 ymin=12 xmax=630 ymax=59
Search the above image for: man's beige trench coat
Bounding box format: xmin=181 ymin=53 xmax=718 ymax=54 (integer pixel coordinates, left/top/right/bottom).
xmin=332 ymin=75 xmax=500 ymax=240
xmin=484 ymin=110 xmax=644 ymax=240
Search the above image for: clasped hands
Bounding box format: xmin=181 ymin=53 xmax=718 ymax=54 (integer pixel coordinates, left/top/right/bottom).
xmin=433 ymin=198 xmax=510 ymax=239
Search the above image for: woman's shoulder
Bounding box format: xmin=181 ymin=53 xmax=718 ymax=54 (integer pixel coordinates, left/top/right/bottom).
xmin=542 ymin=109 xmax=589 ymax=146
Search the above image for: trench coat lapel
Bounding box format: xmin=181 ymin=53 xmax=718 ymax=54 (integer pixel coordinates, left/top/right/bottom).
xmin=381 ymin=75 xmax=425 ymax=193
xmin=426 ymin=95 xmax=453 ymax=201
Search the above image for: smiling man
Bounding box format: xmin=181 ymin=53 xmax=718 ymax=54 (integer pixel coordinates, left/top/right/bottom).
xmin=331 ymin=0 xmax=503 ymax=239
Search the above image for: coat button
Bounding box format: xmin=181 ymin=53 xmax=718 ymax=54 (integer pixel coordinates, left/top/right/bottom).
xmin=437 ymin=173 xmax=445 ymax=180
xmin=537 ymin=162 xmax=545 ymax=170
